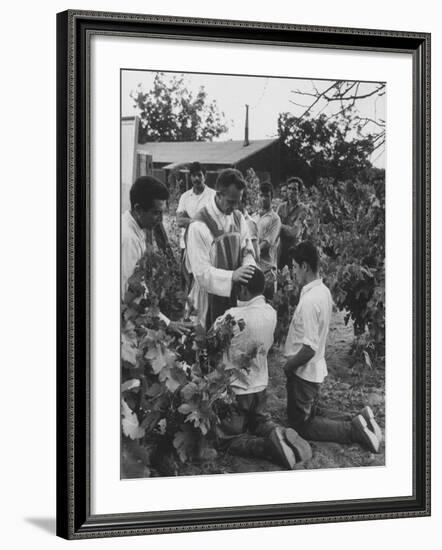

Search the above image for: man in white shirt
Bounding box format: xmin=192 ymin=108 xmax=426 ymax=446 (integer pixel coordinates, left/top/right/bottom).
xmin=252 ymin=182 xmax=281 ymax=298
xmin=186 ymin=168 xmax=257 ymax=328
xmin=176 ymin=162 xmax=216 ymax=250
xmin=284 ymin=241 xmax=382 ymax=452
xmin=214 ymin=267 xmax=312 ymax=469
xmin=122 ymin=175 xmax=191 ymax=335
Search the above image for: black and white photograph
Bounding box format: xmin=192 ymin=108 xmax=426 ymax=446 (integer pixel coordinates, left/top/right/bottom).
xmin=120 ymin=69 xmax=386 ymax=479
xmin=1 ymin=0 xmax=437 ymax=546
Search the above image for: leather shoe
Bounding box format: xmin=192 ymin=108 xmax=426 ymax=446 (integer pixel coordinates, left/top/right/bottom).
xmin=284 ymin=428 xmax=312 ymax=462
xmin=352 ymin=415 xmax=380 ymax=453
xmin=268 ymin=427 xmax=297 ymax=469
xmin=359 ymin=405 xmax=383 ymax=442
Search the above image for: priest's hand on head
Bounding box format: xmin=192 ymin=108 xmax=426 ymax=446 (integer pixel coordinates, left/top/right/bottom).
xmin=232 ymin=265 xmax=255 ymax=284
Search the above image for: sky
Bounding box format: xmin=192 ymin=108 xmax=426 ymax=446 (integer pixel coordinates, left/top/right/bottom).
xmin=122 ymin=70 xmax=386 ymax=168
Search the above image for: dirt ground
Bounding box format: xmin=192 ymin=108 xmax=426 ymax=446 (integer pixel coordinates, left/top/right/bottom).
xmin=170 ymin=310 xmax=385 ymax=476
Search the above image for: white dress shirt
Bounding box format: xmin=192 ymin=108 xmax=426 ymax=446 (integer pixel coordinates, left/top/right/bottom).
xmin=176 ymin=185 xmax=216 ymax=248
xmin=252 ymin=209 xmax=282 ymax=269
xmin=186 ymin=196 xmax=256 ymax=327
xmin=215 ymin=295 xmax=277 ymax=395
xmin=121 ymin=210 xmax=170 ymax=325
xmin=284 ymin=278 xmax=333 ymax=383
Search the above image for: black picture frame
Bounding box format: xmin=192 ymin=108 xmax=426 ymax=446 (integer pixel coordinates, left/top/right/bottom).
xmin=56 ymin=9 xmax=431 ymax=540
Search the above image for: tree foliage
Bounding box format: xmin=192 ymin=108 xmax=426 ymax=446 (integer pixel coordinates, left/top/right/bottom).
xmin=278 ymin=111 xmax=376 ymax=186
xmin=131 ymin=73 xmax=228 ymax=143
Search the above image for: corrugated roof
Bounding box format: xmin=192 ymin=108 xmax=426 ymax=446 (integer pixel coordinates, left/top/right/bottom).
xmin=136 ymin=139 xmax=278 ymax=166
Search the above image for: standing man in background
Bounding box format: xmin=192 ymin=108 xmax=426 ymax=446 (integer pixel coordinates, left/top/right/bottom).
xmin=176 ymin=162 xmax=216 ymax=291
xmin=176 ymin=162 xmax=216 ymax=250
xmin=277 ymin=176 xmax=308 ymax=269
xmin=253 ymin=182 xmax=281 ymax=298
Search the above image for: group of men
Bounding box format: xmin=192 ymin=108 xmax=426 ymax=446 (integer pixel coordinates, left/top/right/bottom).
xmin=121 ymin=162 xmax=382 ymax=470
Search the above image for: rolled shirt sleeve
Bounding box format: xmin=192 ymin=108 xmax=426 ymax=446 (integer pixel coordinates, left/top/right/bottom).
xmin=300 ymin=301 xmax=320 ymax=352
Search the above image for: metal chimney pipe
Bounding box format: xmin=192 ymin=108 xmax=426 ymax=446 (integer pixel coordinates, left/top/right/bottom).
xmin=244 ymin=104 xmax=250 ymax=146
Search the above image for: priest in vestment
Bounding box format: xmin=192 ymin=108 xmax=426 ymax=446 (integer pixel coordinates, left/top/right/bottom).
xmin=186 ymin=169 xmax=256 ymax=328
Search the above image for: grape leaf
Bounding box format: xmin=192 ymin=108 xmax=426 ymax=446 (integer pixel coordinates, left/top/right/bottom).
xmin=145 ymin=382 xmax=162 ymax=398
xmin=197 ymin=438 xmax=218 ymax=462
xmin=122 ymin=438 xmax=153 ymax=466
xmin=185 ymin=410 xmax=210 ymax=435
xmin=121 ymin=334 xmax=138 ymax=366
xmin=140 ymin=410 xmax=162 ymax=432
xmin=180 ymin=382 xmax=198 ymax=402
xmin=159 ymin=365 xmax=187 ymax=393
xmin=145 ymin=345 xmax=166 ymax=374
xmin=178 ymin=403 xmax=197 ymax=415
xmin=121 ymin=399 xmax=145 ymax=440
xmin=121 ymin=379 xmax=140 ymax=392
xmin=173 ymin=429 xmax=196 ymax=463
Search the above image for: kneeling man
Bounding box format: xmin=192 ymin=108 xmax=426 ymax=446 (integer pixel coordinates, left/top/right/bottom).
xmin=284 ymin=241 xmax=382 ymax=452
xmin=214 ymin=267 xmax=312 ymax=469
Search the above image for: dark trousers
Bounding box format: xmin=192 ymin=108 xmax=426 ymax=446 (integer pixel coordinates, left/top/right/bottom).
xmin=218 ymin=390 xmax=277 ymax=459
xmin=286 ymin=374 xmax=355 ymax=443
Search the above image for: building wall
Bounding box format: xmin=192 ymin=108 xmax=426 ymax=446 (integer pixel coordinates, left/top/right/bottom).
xmin=235 ymin=141 xmax=281 ymax=187
xmin=151 ymin=142 xmax=280 ymax=189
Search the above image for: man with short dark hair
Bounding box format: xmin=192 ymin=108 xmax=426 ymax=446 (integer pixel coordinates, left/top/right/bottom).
xmin=215 ymin=267 xmax=312 ymax=469
xmin=123 ymin=176 xmax=169 ymax=295
xmin=252 ymin=182 xmax=281 ymax=298
xmin=176 ymin=162 xmax=216 ymax=250
xmin=186 ymin=168 xmax=257 ymax=328
xmin=277 ymin=176 xmax=308 ymax=269
xmin=283 ymin=241 xmax=382 ymax=452
xmin=176 ymin=162 xmax=216 ymax=291
xmin=122 ymin=175 xmax=191 ymax=335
